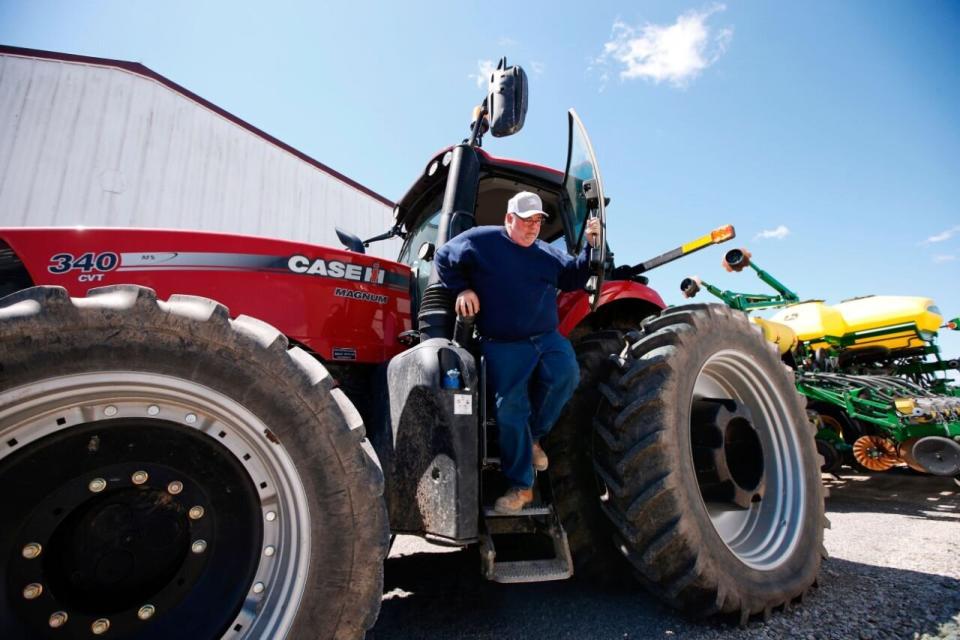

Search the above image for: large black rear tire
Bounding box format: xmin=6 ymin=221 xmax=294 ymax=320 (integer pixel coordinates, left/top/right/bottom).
xmin=0 ymin=286 xmax=388 ymax=639
xmin=593 ymin=304 xmax=825 ymax=622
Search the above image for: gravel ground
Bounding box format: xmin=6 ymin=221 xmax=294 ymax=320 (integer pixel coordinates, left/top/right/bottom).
xmin=369 ymin=469 xmax=960 ymax=640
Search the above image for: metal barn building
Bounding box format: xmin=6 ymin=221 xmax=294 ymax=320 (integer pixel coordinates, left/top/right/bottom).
xmin=0 ymin=46 xmax=400 ymax=257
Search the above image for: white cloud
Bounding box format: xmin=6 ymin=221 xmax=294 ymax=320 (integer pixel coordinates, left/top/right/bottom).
xmin=933 ymin=254 xmax=957 ymax=264
xmin=923 ymin=225 xmax=960 ymax=244
xmin=471 ymin=59 xmax=496 ymax=88
xmin=530 ymin=61 xmax=545 ymax=74
xmin=597 ymin=5 xmax=732 ymax=88
xmin=755 ymin=225 xmax=790 ymax=240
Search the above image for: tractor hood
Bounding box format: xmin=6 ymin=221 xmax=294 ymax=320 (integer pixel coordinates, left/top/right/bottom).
xmin=0 ymin=227 xmax=413 ymax=363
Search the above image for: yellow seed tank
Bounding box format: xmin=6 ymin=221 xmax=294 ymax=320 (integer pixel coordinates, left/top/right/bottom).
xmin=769 ymin=296 xmax=942 ymax=353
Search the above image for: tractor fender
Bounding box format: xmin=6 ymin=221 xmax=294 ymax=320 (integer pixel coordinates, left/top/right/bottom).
xmin=557 ymin=280 xmax=666 ymax=338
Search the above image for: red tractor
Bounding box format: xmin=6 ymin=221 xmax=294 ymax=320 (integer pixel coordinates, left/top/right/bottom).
xmin=0 ymin=60 xmax=824 ymax=639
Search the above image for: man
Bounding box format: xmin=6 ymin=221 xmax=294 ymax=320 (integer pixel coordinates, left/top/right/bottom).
xmin=434 ymin=191 xmax=601 ymax=513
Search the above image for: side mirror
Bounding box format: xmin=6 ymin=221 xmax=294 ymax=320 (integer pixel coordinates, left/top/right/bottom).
xmin=487 ymin=57 xmax=528 ymax=137
xmin=336 ymin=227 xmax=365 ymax=254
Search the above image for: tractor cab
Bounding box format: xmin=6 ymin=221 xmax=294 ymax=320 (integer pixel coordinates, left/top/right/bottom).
xmin=395 ymin=142 xmax=604 ymax=322
xmin=394 ymin=118 xmax=607 ymax=325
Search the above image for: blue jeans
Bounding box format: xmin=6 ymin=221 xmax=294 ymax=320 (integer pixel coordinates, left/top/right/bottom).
xmin=482 ymin=330 xmax=580 ymax=489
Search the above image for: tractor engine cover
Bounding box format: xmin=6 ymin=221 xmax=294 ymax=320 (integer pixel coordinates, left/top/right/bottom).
xmin=911 ymin=436 xmax=960 ymax=476
xmin=385 ymin=338 xmax=479 ymax=542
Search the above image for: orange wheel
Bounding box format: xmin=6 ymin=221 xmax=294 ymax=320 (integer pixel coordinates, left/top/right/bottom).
xmin=852 ymin=435 xmax=899 ymax=471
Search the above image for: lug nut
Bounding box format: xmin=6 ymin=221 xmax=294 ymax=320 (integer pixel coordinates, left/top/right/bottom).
xmin=23 ymin=583 xmax=43 ymax=599
xmin=167 ymin=481 xmax=183 ymax=495
xmin=91 ymin=618 xmax=110 ymax=635
xmin=131 ymin=471 xmax=149 ymax=485
xmin=104 ymin=405 xmax=118 ymax=417
xmin=22 ymin=543 xmax=42 ymax=559
xmin=264 ymin=545 xmax=275 ymax=557
xmin=147 ymin=405 xmax=160 ymax=416
xmin=253 ymin=582 xmax=265 ymax=594
xmin=88 ymin=478 xmax=107 ymax=493
xmin=185 ymin=413 xmax=197 ymax=424
xmin=188 ymin=506 xmax=204 ymax=520
xmin=265 ymin=511 xmax=277 ymax=522
xmin=191 ymin=539 xmax=207 ymax=554
xmin=137 ymin=604 xmax=156 ymax=620
xmin=48 ymin=611 xmax=68 ymax=628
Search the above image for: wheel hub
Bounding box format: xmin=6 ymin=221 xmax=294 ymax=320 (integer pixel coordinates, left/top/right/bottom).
xmin=691 ymin=398 xmax=765 ymax=509
xmin=44 ymin=476 xmax=201 ymax=614
xmin=1 ymin=420 xmax=259 ymax=639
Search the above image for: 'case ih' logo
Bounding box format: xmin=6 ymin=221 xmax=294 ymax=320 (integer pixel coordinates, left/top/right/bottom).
xmin=287 ymin=255 xmax=385 ymax=284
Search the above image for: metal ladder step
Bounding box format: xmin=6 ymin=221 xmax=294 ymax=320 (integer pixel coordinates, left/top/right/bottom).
xmin=479 ymin=504 xmax=574 ymax=584
xmin=482 ymin=506 xmax=553 ymax=518
xmin=486 ymin=558 xmax=572 ymax=583
xmin=482 ymin=455 xmax=501 ymax=468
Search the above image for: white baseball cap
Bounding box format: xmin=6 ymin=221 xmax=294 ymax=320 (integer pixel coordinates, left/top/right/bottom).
xmin=506 ymin=191 xmax=547 ymax=219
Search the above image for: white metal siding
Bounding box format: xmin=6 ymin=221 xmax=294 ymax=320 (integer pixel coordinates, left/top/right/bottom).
xmin=0 ymin=53 xmax=401 ymax=257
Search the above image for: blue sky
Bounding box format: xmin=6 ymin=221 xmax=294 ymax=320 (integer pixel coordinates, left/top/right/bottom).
xmin=2 ymin=0 xmax=959 ymax=361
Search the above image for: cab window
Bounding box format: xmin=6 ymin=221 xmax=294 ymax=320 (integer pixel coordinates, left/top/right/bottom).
xmin=398 ymin=209 xmax=441 ymax=305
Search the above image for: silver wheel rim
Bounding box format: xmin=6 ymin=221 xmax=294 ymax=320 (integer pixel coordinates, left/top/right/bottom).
xmin=692 ymin=350 xmax=807 ymax=570
xmin=0 ymin=372 xmax=310 ymax=639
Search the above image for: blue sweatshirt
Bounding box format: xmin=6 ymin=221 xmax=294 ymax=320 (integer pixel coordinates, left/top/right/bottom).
xmin=434 ymin=226 xmax=591 ymax=341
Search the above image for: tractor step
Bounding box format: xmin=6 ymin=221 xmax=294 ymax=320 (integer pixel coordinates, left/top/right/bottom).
xmin=479 ymin=503 xmax=573 ymax=584
xmin=482 ymin=557 xmax=572 ymax=583
xmin=482 ymin=455 xmax=501 ymax=468
xmin=482 ymin=506 xmax=552 ymax=517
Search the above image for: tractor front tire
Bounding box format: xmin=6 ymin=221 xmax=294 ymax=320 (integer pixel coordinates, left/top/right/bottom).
xmin=0 ymin=286 xmax=388 ymax=640
xmin=593 ymin=304 xmax=825 ymax=622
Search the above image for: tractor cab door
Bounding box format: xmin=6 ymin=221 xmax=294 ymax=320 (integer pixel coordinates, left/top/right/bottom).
xmin=561 ymin=109 xmax=607 ymax=310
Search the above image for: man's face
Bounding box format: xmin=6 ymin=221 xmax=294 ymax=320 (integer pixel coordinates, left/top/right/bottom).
xmin=504 ymin=212 xmax=545 ymax=247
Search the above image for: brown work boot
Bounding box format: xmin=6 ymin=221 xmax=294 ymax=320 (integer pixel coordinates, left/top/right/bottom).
xmin=532 ymin=442 xmax=549 ymax=471
xmin=494 ymin=487 xmax=534 ymax=514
